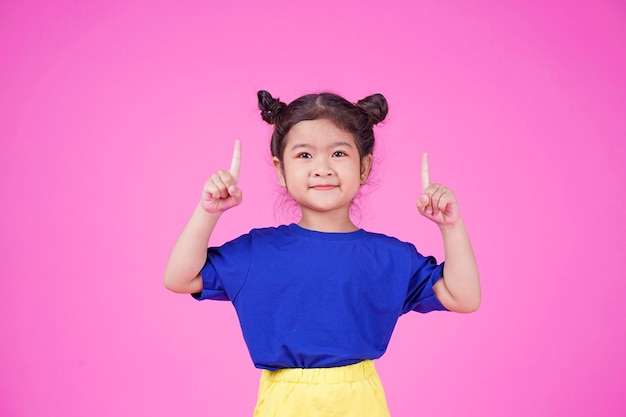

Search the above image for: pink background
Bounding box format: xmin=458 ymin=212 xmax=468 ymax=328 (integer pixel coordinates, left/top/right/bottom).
xmin=1 ymin=1 xmax=625 ymax=416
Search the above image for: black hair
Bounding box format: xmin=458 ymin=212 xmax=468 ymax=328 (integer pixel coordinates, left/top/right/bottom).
xmin=257 ymin=90 xmax=388 ymax=163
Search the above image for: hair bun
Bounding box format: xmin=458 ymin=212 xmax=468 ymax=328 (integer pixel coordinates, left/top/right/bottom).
xmin=356 ymin=93 xmax=388 ymax=125
xmin=257 ymin=90 xmax=286 ymax=125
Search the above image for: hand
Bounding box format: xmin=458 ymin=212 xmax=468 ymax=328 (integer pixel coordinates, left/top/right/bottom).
xmin=200 ymin=140 xmax=243 ymax=214
xmin=416 ymin=153 xmax=461 ymax=227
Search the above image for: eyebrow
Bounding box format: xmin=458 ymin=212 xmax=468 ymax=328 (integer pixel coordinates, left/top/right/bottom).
xmin=290 ymin=141 xmax=355 ymax=151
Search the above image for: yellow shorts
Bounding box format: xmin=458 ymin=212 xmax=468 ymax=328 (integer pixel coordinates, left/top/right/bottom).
xmin=253 ymin=360 xmax=391 ymax=417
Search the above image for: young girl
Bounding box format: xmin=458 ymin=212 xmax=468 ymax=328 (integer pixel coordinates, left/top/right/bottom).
xmin=164 ymin=90 xmax=481 ymax=416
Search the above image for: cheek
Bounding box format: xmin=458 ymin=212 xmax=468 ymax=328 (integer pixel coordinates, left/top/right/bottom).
xmin=285 ymin=171 xmax=305 ymax=186
xmin=350 ymin=162 xmax=364 ymax=180
xmin=281 ymin=165 xmax=301 ymax=188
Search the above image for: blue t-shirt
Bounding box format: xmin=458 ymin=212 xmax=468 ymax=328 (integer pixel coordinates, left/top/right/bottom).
xmin=193 ymin=223 xmax=447 ymax=371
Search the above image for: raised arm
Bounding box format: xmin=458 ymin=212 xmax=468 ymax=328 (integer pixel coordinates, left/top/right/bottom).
xmin=163 ymin=140 xmax=242 ymax=294
xmin=416 ymin=153 xmax=481 ymax=313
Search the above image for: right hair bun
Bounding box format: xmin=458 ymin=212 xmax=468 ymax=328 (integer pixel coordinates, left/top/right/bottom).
xmin=257 ymin=90 xmax=286 ymax=125
xmin=356 ymin=93 xmax=388 ymax=125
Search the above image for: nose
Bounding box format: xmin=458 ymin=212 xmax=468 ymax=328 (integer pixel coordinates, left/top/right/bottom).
xmin=313 ymin=158 xmax=334 ymax=176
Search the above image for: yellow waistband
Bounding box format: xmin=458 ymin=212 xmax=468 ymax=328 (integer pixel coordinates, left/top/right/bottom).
xmin=260 ymin=360 xmax=377 ymax=384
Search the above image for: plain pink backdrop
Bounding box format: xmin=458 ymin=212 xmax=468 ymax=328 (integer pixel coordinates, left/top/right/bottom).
xmin=1 ymin=1 xmax=625 ymax=416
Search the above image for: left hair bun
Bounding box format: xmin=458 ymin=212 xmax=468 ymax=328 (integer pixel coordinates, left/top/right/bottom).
xmin=257 ymin=90 xmax=286 ymax=125
xmin=356 ymin=94 xmax=388 ymax=125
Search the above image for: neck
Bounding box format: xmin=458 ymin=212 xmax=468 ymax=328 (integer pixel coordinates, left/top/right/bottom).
xmin=297 ymin=208 xmax=358 ymax=233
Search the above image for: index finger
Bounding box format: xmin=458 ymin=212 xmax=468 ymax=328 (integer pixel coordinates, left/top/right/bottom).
xmin=421 ymin=152 xmax=431 ymax=191
xmin=229 ymin=140 xmax=241 ymax=181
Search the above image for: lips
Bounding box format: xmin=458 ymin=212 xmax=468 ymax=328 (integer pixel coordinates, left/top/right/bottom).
xmin=311 ymin=184 xmax=337 ymax=190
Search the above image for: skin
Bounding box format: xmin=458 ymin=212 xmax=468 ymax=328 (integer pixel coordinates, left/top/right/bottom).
xmin=417 ymin=152 xmax=481 ymax=313
xmin=272 ymin=119 xmax=372 ymax=232
xmin=164 ymin=121 xmax=480 ymax=313
xmin=163 ymin=140 xmax=241 ymax=294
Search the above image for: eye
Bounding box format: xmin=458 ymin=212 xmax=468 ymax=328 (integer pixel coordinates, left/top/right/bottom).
xmin=332 ymin=151 xmax=347 ymax=157
xmin=296 ymin=152 xmax=312 ymax=159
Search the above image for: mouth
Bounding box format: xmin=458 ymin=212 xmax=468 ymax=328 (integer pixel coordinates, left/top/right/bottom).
xmin=311 ymin=185 xmax=337 ymax=191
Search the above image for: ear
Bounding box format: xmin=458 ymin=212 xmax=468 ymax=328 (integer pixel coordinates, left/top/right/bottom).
xmin=273 ymin=156 xmax=287 ymax=187
xmin=360 ymin=154 xmax=373 ymax=184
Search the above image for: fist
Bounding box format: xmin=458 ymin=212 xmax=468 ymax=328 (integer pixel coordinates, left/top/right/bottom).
xmin=200 ymin=140 xmax=243 ymax=213
xmin=416 ymin=153 xmax=461 ymax=227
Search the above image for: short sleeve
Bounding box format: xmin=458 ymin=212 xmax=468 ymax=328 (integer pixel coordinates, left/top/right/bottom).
xmin=402 ymin=245 xmax=448 ymax=314
xmin=191 ymin=233 xmax=252 ymax=302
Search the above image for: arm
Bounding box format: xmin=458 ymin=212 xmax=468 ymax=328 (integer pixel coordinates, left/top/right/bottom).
xmin=434 ymin=219 xmax=481 ymax=313
xmin=163 ymin=206 xmax=222 ymax=294
xmin=416 ymin=153 xmax=481 ymax=313
xmin=163 ymin=140 xmax=242 ymax=294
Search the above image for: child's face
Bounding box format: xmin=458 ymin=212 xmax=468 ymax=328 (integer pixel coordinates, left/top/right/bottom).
xmin=273 ymin=118 xmax=372 ymax=219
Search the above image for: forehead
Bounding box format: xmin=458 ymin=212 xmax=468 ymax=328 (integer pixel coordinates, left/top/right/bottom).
xmin=285 ymin=119 xmax=356 ymax=147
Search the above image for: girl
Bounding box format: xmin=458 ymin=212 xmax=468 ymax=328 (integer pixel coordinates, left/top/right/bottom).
xmin=164 ymin=90 xmax=481 ymax=416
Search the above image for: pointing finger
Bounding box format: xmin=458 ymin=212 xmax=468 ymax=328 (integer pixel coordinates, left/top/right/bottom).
xmin=421 ymin=153 xmax=431 ymax=192
xmin=230 ymin=140 xmax=241 ymax=181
